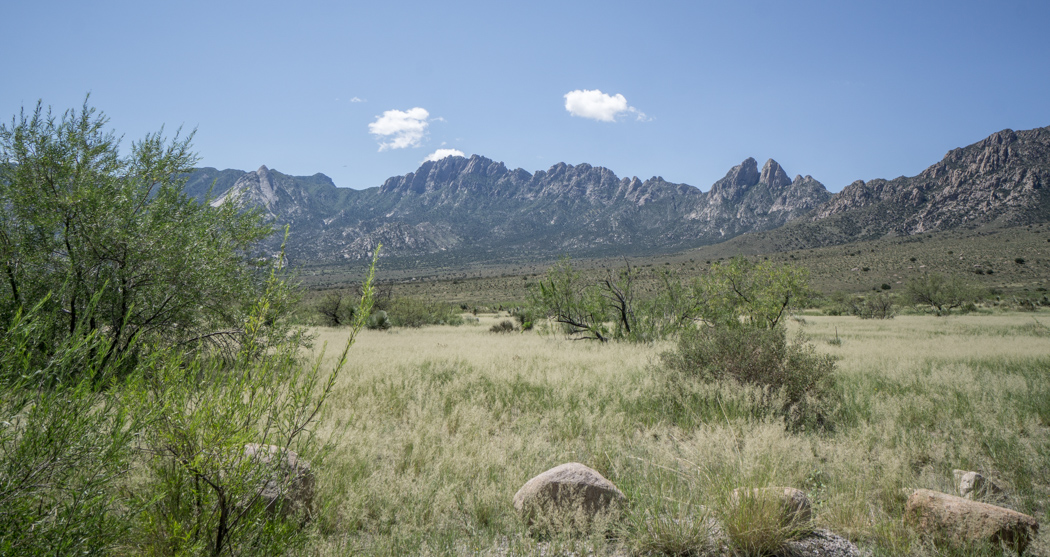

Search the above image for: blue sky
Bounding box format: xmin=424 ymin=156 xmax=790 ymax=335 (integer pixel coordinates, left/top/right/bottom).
xmin=4 ymin=1 xmax=1049 ymax=192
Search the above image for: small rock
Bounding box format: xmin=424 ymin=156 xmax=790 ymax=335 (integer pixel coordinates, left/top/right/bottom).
xmin=243 ymin=443 xmax=314 ymax=519
xmin=731 ymin=486 xmax=813 ymax=528
xmin=782 ymin=528 xmax=866 ymax=557
xmin=952 ymin=469 xmax=1004 ymax=500
xmin=905 ymin=488 xmax=1038 ymax=554
xmin=512 ymin=462 xmax=625 ymax=528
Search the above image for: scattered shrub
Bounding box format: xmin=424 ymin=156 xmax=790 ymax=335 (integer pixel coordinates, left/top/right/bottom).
xmin=661 ymin=326 xmax=837 ymax=431
xmin=316 ymin=290 xmax=357 ymax=326
xmin=490 ymin=320 xmax=517 ymax=334
xmin=512 ymin=306 xmax=541 ymax=331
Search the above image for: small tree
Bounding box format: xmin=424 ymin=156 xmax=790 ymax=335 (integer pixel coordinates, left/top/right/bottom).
xmin=316 ymin=290 xmax=357 ymax=326
xmin=534 ymin=257 xmax=611 ymax=341
xmin=662 ymin=259 xmax=835 ymax=430
xmin=695 ymin=257 xmax=810 ymax=329
xmin=0 ymin=98 xmax=280 ymax=368
xmin=847 ymin=293 xmax=896 ymax=319
xmin=904 ymin=272 xmax=978 ymax=316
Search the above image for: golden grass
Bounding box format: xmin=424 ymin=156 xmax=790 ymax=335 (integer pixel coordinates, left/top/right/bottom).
xmin=300 ymin=311 xmax=1050 ymax=556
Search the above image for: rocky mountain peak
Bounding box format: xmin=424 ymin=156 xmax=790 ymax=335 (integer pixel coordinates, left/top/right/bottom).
xmin=709 ymin=157 xmax=761 ymax=202
xmin=760 ymin=159 xmax=792 ymax=190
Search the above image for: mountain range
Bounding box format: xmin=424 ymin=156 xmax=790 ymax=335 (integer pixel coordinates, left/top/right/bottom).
xmin=184 ymin=125 xmax=1050 ymax=267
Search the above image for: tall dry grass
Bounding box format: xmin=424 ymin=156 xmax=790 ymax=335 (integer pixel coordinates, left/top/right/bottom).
xmin=301 ymin=312 xmax=1050 ymax=556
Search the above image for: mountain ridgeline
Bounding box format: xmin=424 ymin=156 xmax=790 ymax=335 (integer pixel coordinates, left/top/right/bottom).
xmin=184 ymin=125 xmax=1050 ymax=266
xmin=185 ymin=156 xmax=831 ymax=265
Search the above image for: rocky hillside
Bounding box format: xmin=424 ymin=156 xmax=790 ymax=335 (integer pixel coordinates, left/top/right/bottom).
xmin=186 ymin=156 xmax=830 ymax=265
xmin=798 ymin=126 xmax=1050 ymax=244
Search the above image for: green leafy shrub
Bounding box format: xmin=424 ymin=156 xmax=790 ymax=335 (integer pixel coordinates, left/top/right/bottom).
xmin=0 ymin=99 xmax=284 ymax=367
xmin=0 ymin=298 xmax=144 ymax=555
xmin=368 ymin=309 xmax=391 ymax=330
xmin=661 ymin=326 xmax=837 ymax=431
xmin=512 ymin=306 xmax=541 ymax=331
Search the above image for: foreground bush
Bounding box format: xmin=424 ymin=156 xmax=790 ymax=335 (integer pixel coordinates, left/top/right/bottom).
xmin=661 ymin=326 xmax=837 ymax=431
xmin=0 ymin=300 xmax=144 ymax=555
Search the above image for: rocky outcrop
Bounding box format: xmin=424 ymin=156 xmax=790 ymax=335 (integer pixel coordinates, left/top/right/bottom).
xmin=905 ymin=488 xmax=1039 ymax=553
xmin=811 ymin=126 xmax=1050 ymax=237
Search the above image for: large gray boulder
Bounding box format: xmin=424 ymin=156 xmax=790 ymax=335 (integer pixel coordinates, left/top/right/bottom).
xmin=512 ymin=462 xmax=625 ymax=528
xmin=244 ymin=443 xmax=314 ymax=520
xmin=905 ymin=489 xmax=1038 ymax=553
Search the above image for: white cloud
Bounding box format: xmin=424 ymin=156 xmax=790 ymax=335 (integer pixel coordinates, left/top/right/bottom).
xmin=563 ymin=89 xmax=648 ymax=122
xmin=350 ymin=96 xmax=365 ymax=103
xmin=368 ymin=107 xmax=430 ymax=150
xmin=423 ymin=148 xmax=465 ymax=162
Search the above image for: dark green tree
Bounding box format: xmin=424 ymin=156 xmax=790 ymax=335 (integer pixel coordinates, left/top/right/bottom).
xmin=904 ymin=272 xmax=978 ymax=316
xmin=0 ymin=99 xmax=279 ymax=367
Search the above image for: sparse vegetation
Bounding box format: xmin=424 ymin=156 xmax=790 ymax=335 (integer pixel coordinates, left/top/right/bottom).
xmin=662 ymin=326 xmax=838 ymax=432
xmin=298 ymin=311 xmax=1050 ymax=555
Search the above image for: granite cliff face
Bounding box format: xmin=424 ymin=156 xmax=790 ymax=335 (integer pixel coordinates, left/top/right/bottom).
xmin=808 ymin=126 xmax=1050 ymax=239
xmin=188 ymin=155 xmax=830 ymax=264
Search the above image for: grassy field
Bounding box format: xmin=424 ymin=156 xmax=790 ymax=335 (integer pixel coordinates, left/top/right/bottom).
xmin=299 ymin=310 xmax=1050 ymax=556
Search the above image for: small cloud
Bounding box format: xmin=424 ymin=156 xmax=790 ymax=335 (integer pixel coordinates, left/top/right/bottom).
xmin=350 ymin=96 xmax=365 ymax=103
xmin=368 ymin=107 xmax=430 ymax=151
xmin=423 ymin=148 xmax=465 ymax=162
xmin=564 ymin=89 xmax=647 ymax=122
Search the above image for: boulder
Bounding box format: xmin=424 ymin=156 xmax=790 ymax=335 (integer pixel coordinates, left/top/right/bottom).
xmin=243 ymin=443 xmax=314 ymax=519
xmin=512 ymin=462 xmax=625 ymax=527
xmin=905 ymin=489 xmax=1038 ymax=553
xmin=730 ymin=486 xmax=813 ymax=528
